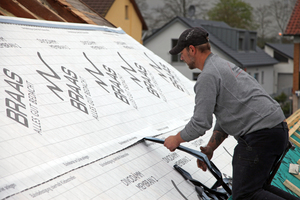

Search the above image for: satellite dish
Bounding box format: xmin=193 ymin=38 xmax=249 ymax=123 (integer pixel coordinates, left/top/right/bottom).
xmin=188 ymin=5 xmax=195 ymax=18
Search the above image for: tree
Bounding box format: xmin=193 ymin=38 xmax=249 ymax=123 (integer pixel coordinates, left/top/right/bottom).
xmin=207 ymin=0 xmax=254 ymax=30
xmin=135 ymin=0 xmax=148 ymax=12
xmin=135 ymin=0 xmax=152 ymax=32
xmin=252 ymin=0 xmax=296 ymax=47
xmin=136 ymin=0 xmax=207 ymax=34
xmin=268 ymin=0 xmax=297 ymax=35
xmin=253 ymin=5 xmax=272 ymax=47
xmin=254 ymin=5 xmax=272 ymax=40
xmin=274 ymin=92 xmax=291 ymax=116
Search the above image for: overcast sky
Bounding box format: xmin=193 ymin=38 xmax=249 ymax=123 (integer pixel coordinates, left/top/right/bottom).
xmin=145 ymin=0 xmax=272 ymax=10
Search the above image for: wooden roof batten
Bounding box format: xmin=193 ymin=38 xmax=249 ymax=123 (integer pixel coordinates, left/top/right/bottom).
xmin=0 ymin=0 xmax=115 ymax=27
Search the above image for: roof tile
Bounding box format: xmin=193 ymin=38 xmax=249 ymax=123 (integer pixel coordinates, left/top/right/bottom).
xmin=284 ymin=0 xmax=300 ymax=36
xmin=80 ymin=0 xmax=115 ymax=17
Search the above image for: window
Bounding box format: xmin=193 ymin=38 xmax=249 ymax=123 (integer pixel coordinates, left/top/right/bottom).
xmin=261 ymin=71 xmax=264 ymax=84
xmin=171 ymin=39 xmax=183 ymax=62
xmin=125 ymin=5 xmax=129 ymax=19
xmin=250 ymin=38 xmax=255 ymax=51
xmin=274 ymin=51 xmax=288 ymax=62
xmin=238 ymin=38 xmax=244 ymax=51
xmin=254 ymin=73 xmax=259 ymax=82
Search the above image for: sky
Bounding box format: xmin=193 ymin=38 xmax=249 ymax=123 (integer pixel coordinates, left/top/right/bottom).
xmin=142 ymin=0 xmax=285 ymax=37
xmin=145 ymin=0 xmax=272 ymax=10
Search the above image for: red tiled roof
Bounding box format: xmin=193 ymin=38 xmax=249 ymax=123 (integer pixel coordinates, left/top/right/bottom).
xmin=284 ymin=0 xmax=300 ymax=36
xmin=80 ymin=0 xmax=115 ymax=17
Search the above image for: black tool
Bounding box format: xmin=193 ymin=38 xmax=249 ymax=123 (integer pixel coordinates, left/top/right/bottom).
xmin=144 ymin=137 xmax=232 ymax=197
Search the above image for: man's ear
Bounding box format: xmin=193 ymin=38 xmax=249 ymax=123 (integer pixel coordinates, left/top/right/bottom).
xmin=188 ymin=45 xmax=196 ymax=55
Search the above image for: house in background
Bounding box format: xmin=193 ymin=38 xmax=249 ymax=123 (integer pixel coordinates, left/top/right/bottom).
xmin=81 ymin=0 xmax=147 ymax=44
xmin=264 ymin=43 xmax=293 ymax=97
xmin=144 ymin=16 xmax=278 ymax=95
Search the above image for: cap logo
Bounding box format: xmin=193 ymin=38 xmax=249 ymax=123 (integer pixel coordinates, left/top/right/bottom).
xmin=185 ymin=30 xmax=194 ymax=40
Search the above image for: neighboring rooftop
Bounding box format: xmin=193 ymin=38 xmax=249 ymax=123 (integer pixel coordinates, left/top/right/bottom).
xmin=144 ymin=16 xmax=278 ymax=68
xmin=81 ymin=0 xmax=147 ymax=30
xmin=265 ymin=43 xmax=294 ymax=59
xmin=285 ymin=0 xmax=300 ymax=36
xmin=80 ymin=0 xmax=114 ymax=17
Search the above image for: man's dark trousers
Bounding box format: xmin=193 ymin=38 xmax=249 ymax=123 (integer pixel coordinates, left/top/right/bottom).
xmin=232 ymin=122 xmax=300 ymax=200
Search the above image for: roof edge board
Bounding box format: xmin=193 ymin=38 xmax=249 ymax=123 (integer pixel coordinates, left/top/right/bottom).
xmin=0 ymin=15 xmax=124 ymax=32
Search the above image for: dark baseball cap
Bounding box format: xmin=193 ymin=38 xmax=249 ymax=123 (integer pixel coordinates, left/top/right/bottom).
xmin=169 ymin=27 xmax=209 ymax=55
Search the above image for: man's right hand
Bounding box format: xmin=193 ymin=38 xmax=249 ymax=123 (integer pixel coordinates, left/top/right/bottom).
xmin=164 ymin=131 xmax=185 ymax=152
xmin=197 ymin=145 xmax=213 ymax=171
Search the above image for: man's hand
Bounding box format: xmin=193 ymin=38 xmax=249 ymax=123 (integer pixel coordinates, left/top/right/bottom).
xmin=197 ymin=130 xmax=228 ymax=171
xmin=197 ymin=145 xmax=213 ymax=171
xmin=164 ymin=132 xmax=185 ymax=152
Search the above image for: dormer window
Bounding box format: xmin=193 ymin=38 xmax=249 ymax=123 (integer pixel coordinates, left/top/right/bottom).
xmin=250 ymin=38 xmax=255 ymax=51
xmin=238 ymin=31 xmax=245 ymax=51
xmin=238 ymin=37 xmax=244 ymax=51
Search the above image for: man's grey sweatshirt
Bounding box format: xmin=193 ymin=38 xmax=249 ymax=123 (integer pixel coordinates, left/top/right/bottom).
xmin=180 ymin=53 xmax=285 ymax=141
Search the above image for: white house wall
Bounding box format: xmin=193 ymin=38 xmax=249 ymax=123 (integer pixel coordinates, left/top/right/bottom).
xmin=145 ymin=22 xmax=202 ymax=80
xmin=145 ymin=22 xmax=188 ymax=63
xmin=264 ymin=45 xmax=274 ymax=58
xmin=264 ymin=45 xmax=293 ymax=95
xmin=246 ymin=65 xmax=274 ymax=95
xmin=145 ymin=22 xmax=240 ymax=81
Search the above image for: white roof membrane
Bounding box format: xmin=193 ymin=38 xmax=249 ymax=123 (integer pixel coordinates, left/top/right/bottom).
xmin=0 ymin=16 xmax=236 ymax=199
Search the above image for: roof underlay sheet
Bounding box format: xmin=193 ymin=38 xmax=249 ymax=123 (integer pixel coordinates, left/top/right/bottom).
xmin=0 ymin=16 xmax=239 ymax=199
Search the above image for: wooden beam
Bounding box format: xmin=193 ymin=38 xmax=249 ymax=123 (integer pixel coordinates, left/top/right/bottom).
xmin=287 ymin=109 xmax=300 ymax=127
xmin=17 ymin=0 xmax=66 ymax=22
xmin=295 ymin=132 xmax=300 ymax=140
xmin=288 ymin=115 xmax=300 ymax=128
xmin=289 ymin=120 xmax=300 ymax=136
xmin=45 ymin=0 xmax=86 ymax=23
xmin=283 ymin=179 xmax=300 ymax=197
xmin=290 ymin=137 xmax=300 ymax=148
xmin=59 ymin=0 xmax=96 ymax=24
xmin=0 ymin=9 xmax=6 ymax=16
xmin=0 ymin=0 xmax=37 ymax=19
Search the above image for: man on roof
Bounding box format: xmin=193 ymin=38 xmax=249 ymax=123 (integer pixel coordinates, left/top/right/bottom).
xmin=164 ymin=27 xmax=299 ymax=200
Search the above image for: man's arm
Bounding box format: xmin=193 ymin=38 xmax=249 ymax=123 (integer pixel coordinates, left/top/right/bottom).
xmin=197 ymin=130 xmax=228 ymax=171
xmin=207 ymin=130 xmax=228 ymax=151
